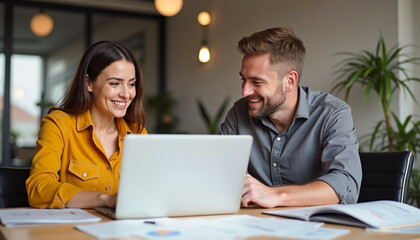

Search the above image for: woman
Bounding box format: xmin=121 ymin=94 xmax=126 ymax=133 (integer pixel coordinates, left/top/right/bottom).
xmin=26 ymin=41 xmax=147 ymax=209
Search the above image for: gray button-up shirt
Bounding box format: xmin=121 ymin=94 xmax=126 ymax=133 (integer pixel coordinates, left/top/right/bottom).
xmin=220 ymin=85 xmax=362 ymax=204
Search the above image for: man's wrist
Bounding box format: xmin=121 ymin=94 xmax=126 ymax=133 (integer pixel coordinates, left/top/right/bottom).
xmin=273 ymin=186 xmax=292 ymax=207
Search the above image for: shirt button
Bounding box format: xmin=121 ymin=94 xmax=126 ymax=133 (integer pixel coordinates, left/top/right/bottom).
xmin=82 ymin=172 xmax=87 ymax=178
xmin=107 ymin=166 xmax=111 ymax=170
xmin=276 ymin=137 xmax=281 ymax=141
xmin=105 ymin=186 xmax=110 ymax=191
xmin=273 ymin=162 xmax=277 ymax=167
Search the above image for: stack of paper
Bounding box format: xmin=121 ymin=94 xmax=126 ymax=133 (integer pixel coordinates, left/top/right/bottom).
xmin=0 ymin=209 xmax=101 ymax=226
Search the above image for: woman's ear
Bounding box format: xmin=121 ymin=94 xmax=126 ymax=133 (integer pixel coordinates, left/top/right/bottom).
xmin=86 ymin=74 xmax=93 ymax=92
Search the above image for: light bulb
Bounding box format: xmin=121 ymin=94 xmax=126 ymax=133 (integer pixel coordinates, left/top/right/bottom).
xmin=30 ymin=12 xmax=54 ymax=37
xmin=197 ymin=11 xmax=211 ymax=26
xmin=199 ymin=46 xmax=211 ymax=63
xmin=155 ymin=0 xmax=183 ymax=17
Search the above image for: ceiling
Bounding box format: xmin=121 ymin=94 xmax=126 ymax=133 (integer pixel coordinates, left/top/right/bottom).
xmin=34 ymin=0 xmax=156 ymax=14
xmin=3 ymin=0 xmax=158 ymax=56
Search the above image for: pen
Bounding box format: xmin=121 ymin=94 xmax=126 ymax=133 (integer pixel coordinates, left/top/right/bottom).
xmin=144 ymin=221 xmax=156 ymax=225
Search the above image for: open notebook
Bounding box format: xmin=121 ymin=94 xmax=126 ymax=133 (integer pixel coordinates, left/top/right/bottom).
xmin=96 ymin=134 xmax=253 ymax=219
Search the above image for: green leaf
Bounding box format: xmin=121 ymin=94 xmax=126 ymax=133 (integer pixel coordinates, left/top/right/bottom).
xmin=197 ymin=98 xmax=230 ymax=134
xmin=197 ymin=99 xmax=212 ymax=128
xmin=214 ymin=98 xmax=230 ymax=124
xmin=332 ymin=34 xmax=420 ymax=153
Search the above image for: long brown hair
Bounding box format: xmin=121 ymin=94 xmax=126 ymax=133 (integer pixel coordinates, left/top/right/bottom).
xmin=54 ymin=41 xmax=145 ymax=132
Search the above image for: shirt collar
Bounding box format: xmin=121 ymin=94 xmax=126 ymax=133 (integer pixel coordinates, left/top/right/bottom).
xmin=76 ymin=110 xmax=94 ymax=132
xmin=257 ymin=85 xmax=309 ymax=133
xmin=116 ymin=117 xmax=133 ymax=138
xmin=295 ymin=85 xmax=309 ymax=120
xmin=76 ymin=110 xmax=133 ymax=137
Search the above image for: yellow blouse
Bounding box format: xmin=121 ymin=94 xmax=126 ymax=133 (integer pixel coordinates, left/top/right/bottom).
xmin=26 ymin=110 xmax=147 ymax=208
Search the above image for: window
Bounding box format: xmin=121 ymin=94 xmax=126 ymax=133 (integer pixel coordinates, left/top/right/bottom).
xmin=9 ymin=54 xmax=41 ymax=165
xmin=1 ymin=2 xmax=164 ymax=166
xmin=0 ymin=3 xmax=4 ymax=162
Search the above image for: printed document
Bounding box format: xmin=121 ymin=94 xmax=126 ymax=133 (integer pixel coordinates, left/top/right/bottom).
xmin=263 ymin=200 xmax=420 ymax=229
xmin=76 ymin=215 xmax=349 ymax=239
xmin=0 ymin=208 xmax=101 ymax=226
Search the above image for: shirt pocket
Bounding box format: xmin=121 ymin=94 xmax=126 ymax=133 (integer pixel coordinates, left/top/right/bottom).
xmin=67 ymin=159 xmax=100 ymax=192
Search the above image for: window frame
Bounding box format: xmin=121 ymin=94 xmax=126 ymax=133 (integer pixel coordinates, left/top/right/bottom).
xmin=1 ymin=1 xmax=166 ymax=166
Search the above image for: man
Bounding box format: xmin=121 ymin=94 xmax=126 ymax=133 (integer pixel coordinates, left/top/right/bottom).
xmin=220 ymin=27 xmax=362 ymax=208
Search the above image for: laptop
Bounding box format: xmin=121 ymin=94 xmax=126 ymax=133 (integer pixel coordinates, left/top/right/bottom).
xmin=96 ymin=134 xmax=253 ymax=219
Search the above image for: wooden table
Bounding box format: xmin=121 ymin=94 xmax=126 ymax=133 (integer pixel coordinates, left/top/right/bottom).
xmin=1 ymin=207 xmax=420 ymax=240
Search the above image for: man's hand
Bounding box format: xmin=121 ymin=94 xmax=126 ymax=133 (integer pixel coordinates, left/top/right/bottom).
xmin=241 ymin=174 xmax=280 ymax=208
xmin=241 ymin=174 xmax=340 ymax=208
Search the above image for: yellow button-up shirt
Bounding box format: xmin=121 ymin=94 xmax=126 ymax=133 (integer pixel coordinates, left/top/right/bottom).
xmin=26 ymin=110 xmax=147 ymax=208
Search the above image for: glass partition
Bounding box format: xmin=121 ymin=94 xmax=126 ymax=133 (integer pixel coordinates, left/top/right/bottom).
xmin=0 ymin=3 xmax=3 ymax=51
xmin=1 ymin=2 xmax=163 ymax=166
xmin=93 ymin=14 xmax=160 ymax=131
xmin=0 ymin=3 xmax=4 ymax=164
xmin=10 ymin=6 xmax=85 ymax=166
xmin=92 ymin=14 xmax=159 ymax=99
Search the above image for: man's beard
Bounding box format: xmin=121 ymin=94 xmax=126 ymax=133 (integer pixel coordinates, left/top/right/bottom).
xmin=251 ymin=94 xmax=286 ymax=118
xmin=247 ymin=81 xmax=287 ymax=118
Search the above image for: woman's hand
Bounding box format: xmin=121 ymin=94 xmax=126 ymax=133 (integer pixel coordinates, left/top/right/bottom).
xmin=65 ymin=191 xmax=118 ymax=209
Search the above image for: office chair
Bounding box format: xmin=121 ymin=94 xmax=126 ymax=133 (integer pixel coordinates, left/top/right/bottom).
xmin=358 ymin=151 xmax=414 ymax=203
xmin=0 ymin=166 xmax=31 ymax=208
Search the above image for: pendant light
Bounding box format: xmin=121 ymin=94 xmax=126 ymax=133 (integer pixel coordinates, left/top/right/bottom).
xmin=198 ymin=11 xmax=211 ymax=63
xmin=154 ymin=0 xmax=183 ymax=17
xmin=30 ymin=10 xmax=54 ymax=37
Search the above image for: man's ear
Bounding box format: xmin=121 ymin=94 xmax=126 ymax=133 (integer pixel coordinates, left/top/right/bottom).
xmin=86 ymin=74 xmax=93 ymax=92
xmin=285 ymin=70 xmax=298 ymax=92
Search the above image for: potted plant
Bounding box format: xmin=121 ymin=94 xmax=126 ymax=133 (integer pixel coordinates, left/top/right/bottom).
xmin=331 ymin=35 xmax=420 ymax=206
xmin=197 ymin=97 xmax=230 ymax=134
xmin=146 ymin=92 xmax=180 ymax=133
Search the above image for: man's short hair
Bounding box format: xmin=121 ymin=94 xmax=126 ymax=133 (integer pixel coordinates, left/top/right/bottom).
xmin=238 ymin=27 xmax=306 ymax=81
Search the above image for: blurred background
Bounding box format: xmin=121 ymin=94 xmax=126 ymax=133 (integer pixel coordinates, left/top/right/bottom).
xmin=0 ymin=0 xmax=419 ymax=168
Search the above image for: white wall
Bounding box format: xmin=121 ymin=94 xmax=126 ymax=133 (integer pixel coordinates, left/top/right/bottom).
xmin=166 ymin=0 xmax=399 ymax=138
xmin=413 ymin=0 xmax=420 ymax=118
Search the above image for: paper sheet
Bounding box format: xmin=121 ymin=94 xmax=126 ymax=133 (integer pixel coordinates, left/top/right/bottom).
xmin=76 ymin=215 xmax=349 ymax=240
xmin=0 ymin=209 xmax=101 ymax=226
xmin=76 ymin=218 xmax=170 ymax=239
xmin=366 ymin=225 xmax=420 ymax=234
